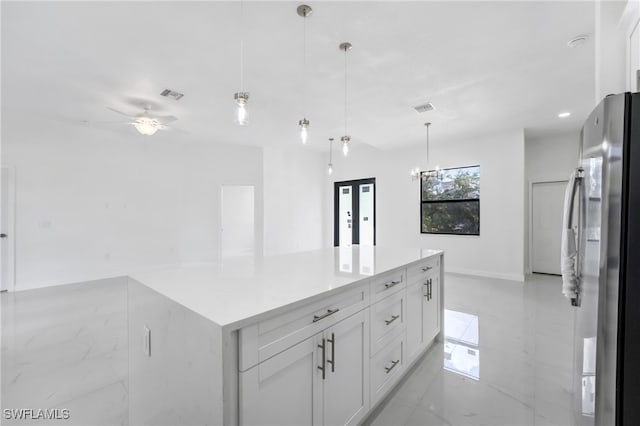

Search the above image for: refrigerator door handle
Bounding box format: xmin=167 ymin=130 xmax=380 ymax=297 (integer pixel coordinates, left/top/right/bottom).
xmin=563 ymin=167 xmax=583 ymax=306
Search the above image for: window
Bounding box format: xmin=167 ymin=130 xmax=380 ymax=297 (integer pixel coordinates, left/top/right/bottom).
xmin=421 ymin=165 xmax=480 ymax=235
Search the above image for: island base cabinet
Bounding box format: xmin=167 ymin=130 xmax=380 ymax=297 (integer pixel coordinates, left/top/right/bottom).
xmin=405 ymin=266 xmax=441 ymax=366
xmin=322 ymin=309 xmax=370 ymax=426
xmin=405 ymin=281 xmax=424 ymax=363
xmin=239 ymin=309 xmax=369 ymax=426
xmin=422 ymin=274 xmax=440 ymax=344
xmin=239 ymin=336 xmax=320 ymax=426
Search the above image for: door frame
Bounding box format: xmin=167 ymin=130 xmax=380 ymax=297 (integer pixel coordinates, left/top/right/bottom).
xmin=219 ymin=184 xmax=256 ymax=260
xmin=528 ymin=177 xmax=568 ymax=275
xmin=333 ymin=178 xmax=376 ymax=247
xmin=1 ymin=166 xmax=16 ymax=292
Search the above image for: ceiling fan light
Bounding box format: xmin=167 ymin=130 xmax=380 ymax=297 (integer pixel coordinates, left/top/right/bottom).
xmin=134 ymin=117 xmax=159 ymax=136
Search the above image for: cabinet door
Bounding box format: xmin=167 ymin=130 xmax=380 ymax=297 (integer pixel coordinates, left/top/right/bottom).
xmin=239 ymin=336 xmax=322 ymax=426
xmin=322 ymin=309 xmax=370 ymax=426
xmin=422 ymin=274 xmax=440 ymax=344
xmin=405 ymin=281 xmax=424 ymax=364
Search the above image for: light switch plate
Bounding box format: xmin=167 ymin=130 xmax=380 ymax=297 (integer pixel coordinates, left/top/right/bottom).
xmin=143 ymin=325 xmax=151 ymax=357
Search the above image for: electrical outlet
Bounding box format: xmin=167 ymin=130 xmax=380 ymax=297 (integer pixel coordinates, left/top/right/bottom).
xmin=143 ymin=325 xmax=151 ymax=357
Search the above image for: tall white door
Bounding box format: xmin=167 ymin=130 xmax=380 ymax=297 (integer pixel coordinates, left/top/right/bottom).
xmin=531 ymin=181 xmax=566 ymax=275
xmin=1 ymin=167 xmax=15 ymax=292
xmin=220 ymin=185 xmax=255 ymax=258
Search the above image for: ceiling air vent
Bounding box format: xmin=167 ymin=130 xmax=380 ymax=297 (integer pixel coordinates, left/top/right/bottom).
xmin=414 ymin=102 xmax=435 ymax=113
xmin=160 ymin=89 xmax=184 ymax=100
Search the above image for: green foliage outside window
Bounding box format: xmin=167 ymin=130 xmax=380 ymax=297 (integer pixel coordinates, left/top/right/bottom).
xmin=420 ymin=166 xmax=480 ymax=235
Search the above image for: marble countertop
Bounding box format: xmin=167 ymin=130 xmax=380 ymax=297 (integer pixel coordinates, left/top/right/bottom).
xmin=129 ymin=246 xmax=443 ymax=330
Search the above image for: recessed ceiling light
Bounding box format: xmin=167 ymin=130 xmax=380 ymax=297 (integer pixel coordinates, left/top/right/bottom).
xmin=558 ymin=112 xmax=571 ymax=118
xmin=567 ymin=35 xmax=588 ymax=48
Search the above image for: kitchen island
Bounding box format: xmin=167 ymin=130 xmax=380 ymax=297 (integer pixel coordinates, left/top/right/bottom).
xmin=128 ymin=246 xmax=444 ymax=425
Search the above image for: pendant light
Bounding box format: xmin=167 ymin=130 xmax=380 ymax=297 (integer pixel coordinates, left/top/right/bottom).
xmin=234 ymin=1 xmax=249 ymax=126
xmin=411 ymin=122 xmax=439 ymax=181
xmin=297 ymin=5 xmax=313 ymax=144
xmin=339 ymin=42 xmax=352 ymax=157
xmin=327 ymin=138 xmax=334 ymax=175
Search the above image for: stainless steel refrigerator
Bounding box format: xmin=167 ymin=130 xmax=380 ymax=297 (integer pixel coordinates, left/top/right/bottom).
xmin=566 ymin=92 xmax=640 ymax=426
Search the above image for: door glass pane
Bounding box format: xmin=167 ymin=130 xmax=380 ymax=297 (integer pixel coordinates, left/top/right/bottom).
xmin=339 ymin=186 xmax=352 ymax=247
xmin=359 ymin=184 xmax=374 ymax=246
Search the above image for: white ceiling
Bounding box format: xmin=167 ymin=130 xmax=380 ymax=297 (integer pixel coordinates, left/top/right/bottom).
xmin=2 ymin=1 xmax=595 ymax=151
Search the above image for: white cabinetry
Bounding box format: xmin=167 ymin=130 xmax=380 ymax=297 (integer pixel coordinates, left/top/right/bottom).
xmin=240 ymin=309 xmax=369 ymax=426
xmin=405 ymin=256 xmax=442 ymax=365
xmin=239 ymin=335 xmax=320 ymax=426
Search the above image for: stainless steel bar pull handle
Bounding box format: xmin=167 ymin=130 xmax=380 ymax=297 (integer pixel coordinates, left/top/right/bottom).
xmin=313 ymin=308 xmax=340 ymax=323
xmin=428 ymin=279 xmax=433 ymax=300
xmin=385 ymin=314 xmax=400 ymax=325
xmin=385 ymin=359 xmax=400 ymax=374
xmin=327 ymin=333 xmax=335 ymax=373
xmin=384 ymin=280 xmax=401 ymax=289
xmin=318 ymin=338 xmax=326 ymax=380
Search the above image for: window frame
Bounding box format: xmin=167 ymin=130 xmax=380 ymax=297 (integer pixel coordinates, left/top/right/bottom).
xmin=420 ymin=165 xmax=480 ymax=236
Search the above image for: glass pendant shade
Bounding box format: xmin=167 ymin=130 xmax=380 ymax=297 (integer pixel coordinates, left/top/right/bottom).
xmin=234 ymin=92 xmax=249 ymax=126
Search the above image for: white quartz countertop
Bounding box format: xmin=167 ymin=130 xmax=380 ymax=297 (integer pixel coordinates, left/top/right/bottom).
xmin=129 ymin=246 xmax=442 ymax=330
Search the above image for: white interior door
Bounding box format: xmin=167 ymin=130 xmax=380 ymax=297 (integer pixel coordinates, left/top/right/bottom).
xmin=358 ymin=183 xmax=374 ymax=246
xmin=220 ymin=185 xmax=255 ymax=258
xmin=531 ymin=181 xmax=566 ymax=275
xmin=1 ymin=167 xmax=15 ymax=291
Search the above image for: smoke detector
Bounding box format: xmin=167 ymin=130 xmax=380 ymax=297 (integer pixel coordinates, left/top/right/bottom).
xmin=414 ymin=102 xmax=435 ymax=113
xmin=160 ymin=89 xmax=184 ymax=100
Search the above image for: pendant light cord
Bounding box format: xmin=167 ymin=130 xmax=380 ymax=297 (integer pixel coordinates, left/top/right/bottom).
xmin=426 ymin=124 xmax=430 ymax=164
xmin=344 ymin=47 xmax=348 ymax=136
xmin=303 ymin=10 xmax=307 ymax=115
xmin=240 ymin=0 xmax=245 ymax=90
xmin=329 ymin=138 xmax=333 ymax=163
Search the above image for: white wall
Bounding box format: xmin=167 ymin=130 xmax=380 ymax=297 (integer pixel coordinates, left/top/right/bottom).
xmin=2 ymin=118 xmax=264 ymax=290
xmin=524 ymin=130 xmax=580 ymax=273
xmin=263 ymin=146 xmax=326 ymax=256
xmin=325 ymin=130 xmax=526 ymax=281
xmin=595 ymin=0 xmax=630 ymax=101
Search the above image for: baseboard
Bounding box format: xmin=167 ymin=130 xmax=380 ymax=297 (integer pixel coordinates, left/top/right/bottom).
xmin=445 ymin=267 xmax=525 ymax=282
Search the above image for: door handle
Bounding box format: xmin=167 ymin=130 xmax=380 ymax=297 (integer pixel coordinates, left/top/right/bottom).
xmin=384 ymin=280 xmax=401 ymax=289
xmin=313 ymin=308 xmax=340 ymax=323
xmin=327 ymin=333 xmax=335 ymax=373
xmin=428 ymin=278 xmax=433 ymax=300
xmin=0 ymin=234 xmax=6 ymax=239
xmin=318 ymin=338 xmax=326 ymax=380
xmin=385 ymin=314 xmax=400 ymax=325
xmin=421 ymin=266 xmax=432 ymax=272
xmin=385 ymin=359 xmax=400 ymax=374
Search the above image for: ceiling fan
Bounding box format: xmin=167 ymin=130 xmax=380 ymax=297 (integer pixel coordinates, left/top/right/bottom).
xmin=106 ymin=106 xmax=178 ymax=136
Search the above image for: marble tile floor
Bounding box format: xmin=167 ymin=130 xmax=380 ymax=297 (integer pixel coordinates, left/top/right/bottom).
xmin=366 ymin=273 xmax=575 ymax=426
xmin=1 ymin=273 xmax=575 ymax=425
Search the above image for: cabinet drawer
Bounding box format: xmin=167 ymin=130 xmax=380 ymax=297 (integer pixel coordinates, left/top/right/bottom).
xmin=371 ymin=268 xmax=405 ymax=303
xmin=370 ymin=290 xmax=404 ymax=355
xmin=239 ymin=283 xmax=370 ymax=371
xmin=371 ymin=333 xmax=404 ymax=405
xmin=407 ymin=256 xmax=440 ymax=287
